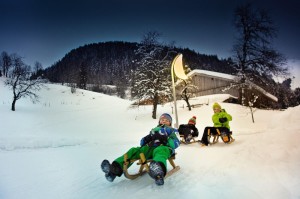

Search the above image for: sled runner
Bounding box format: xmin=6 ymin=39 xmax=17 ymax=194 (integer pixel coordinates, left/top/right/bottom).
xmin=123 ymin=153 xmax=180 ymax=180
xmin=180 ymin=135 xmax=198 ymax=144
xmin=208 ymin=128 xmax=235 ymax=144
xmin=178 ymin=122 xmax=199 ymax=145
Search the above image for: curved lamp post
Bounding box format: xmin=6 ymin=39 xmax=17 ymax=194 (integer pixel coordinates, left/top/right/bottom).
xmin=171 ymin=54 xmax=188 ymax=128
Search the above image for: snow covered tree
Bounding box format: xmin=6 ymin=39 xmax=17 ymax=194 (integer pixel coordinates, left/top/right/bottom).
xmin=131 ymin=31 xmax=174 ymax=119
xmin=276 ymin=78 xmax=300 ymax=109
xmin=232 ymin=3 xmax=288 ymax=106
xmin=4 ymin=54 xmax=47 ymax=111
xmin=293 ymin=88 xmax=300 ymax=107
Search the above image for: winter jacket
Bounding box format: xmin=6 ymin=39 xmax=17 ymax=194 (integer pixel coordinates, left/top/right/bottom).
xmin=212 ymin=109 xmax=232 ymax=130
xmin=178 ymin=124 xmax=199 ymax=137
xmin=140 ymin=125 xmax=180 ymax=150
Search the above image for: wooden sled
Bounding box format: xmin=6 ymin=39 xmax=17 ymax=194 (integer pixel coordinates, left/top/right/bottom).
xmin=208 ymin=129 xmax=235 ymax=145
xmin=123 ymin=153 xmax=180 ymax=180
xmin=180 ymin=135 xmax=198 ymax=144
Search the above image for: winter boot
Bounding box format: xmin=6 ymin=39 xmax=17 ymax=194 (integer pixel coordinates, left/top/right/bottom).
xmin=101 ymin=160 xmax=116 ymax=182
xmin=101 ymin=159 xmax=110 ymax=174
xmin=185 ymin=134 xmax=193 ymax=143
xmin=110 ymin=161 xmax=123 ymax=177
xmin=221 ymin=132 xmax=230 ymax=143
xmin=198 ymin=139 xmax=208 ymax=146
xmin=148 ymin=161 xmax=166 ymax=186
xmin=101 ymin=160 xmax=123 ymax=182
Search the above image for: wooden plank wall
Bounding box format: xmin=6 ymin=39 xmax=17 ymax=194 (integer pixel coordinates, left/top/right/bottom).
xmin=186 ymin=74 xmax=239 ymax=97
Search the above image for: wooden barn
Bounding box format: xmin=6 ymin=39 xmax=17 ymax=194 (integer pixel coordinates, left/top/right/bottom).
xmin=176 ymin=69 xmax=278 ymax=108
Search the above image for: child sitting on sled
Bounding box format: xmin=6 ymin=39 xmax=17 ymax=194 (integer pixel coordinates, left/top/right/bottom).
xmin=199 ymin=103 xmax=233 ymax=146
xmin=100 ymin=113 xmax=180 ymax=186
xmin=178 ymin=116 xmax=199 ymax=143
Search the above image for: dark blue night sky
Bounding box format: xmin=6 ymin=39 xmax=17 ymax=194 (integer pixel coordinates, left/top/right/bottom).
xmin=0 ymin=0 xmax=299 ymax=69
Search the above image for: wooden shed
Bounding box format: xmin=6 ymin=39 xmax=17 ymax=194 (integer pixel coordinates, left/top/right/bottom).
xmin=176 ymin=69 xmax=278 ymax=107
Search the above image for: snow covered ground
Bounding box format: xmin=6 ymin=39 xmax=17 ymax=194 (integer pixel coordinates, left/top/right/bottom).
xmin=1 ymin=77 xmax=300 ymax=199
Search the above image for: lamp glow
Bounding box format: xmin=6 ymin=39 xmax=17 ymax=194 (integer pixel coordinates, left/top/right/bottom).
xmin=171 ymin=54 xmax=188 ymax=128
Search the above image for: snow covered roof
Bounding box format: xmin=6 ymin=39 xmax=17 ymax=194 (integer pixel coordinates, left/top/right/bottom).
xmin=181 ymin=69 xmax=278 ymax=102
xmin=187 ymin=69 xmax=237 ymax=81
xmin=247 ymin=81 xmax=278 ymax=102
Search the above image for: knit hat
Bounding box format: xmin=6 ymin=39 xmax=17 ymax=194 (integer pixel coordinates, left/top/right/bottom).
xmin=212 ymin=102 xmax=221 ymax=109
xmin=159 ymin=113 xmax=172 ymax=124
xmin=188 ymin=116 xmax=196 ymax=125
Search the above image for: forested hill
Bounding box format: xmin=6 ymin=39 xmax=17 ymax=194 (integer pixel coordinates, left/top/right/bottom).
xmin=43 ymin=41 xmax=235 ymax=86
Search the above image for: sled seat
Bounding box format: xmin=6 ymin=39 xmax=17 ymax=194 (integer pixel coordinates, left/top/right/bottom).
xmin=208 ymin=129 xmax=235 ymax=144
xmin=179 ymin=135 xmax=198 ymax=144
xmin=123 ymin=152 xmax=180 ymax=180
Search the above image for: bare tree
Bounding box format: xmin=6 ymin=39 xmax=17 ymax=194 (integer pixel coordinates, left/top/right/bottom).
xmin=30 ymin=61 xmax=44 ymax=80
xmin=232 ymin=3 xmax=288 ymax=106
xmin=34 ymin=61 xmax=43 ymax=73
xmin=0 ymin=51 xmax=12 ymax=77
xmin=179 ymin=65 xmax=196 ymax=111
xmin=180 ymin=79 xmax=197 ymax=111
xmin=4 ymin=54 xmax=47 ymax=111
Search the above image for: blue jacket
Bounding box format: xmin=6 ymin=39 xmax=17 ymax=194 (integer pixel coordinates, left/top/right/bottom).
xmin=140 ymin=125 xmax=180 ymax=149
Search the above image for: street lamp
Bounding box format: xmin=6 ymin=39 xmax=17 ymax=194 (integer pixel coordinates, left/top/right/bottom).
xmin=171 ymin=54 xmax=188 ymax=128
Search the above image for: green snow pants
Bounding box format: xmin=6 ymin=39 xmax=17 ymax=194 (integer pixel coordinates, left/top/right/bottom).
xmin=114 ymin=145 xmax=172 ymax=170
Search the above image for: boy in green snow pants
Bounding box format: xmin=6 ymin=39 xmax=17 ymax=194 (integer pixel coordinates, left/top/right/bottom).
xmin=101 ymin=113 xmax=180 ymax=186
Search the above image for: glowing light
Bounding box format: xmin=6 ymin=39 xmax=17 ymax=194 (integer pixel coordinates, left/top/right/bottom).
xmin=171 ymin=54 xmax=187 ymax=128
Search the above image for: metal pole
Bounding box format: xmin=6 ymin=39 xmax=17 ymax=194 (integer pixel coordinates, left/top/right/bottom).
xmin=171 ymin=55 xmax=179 ymax=128
xmin=171 ymin=54 xmax=188 ymax=128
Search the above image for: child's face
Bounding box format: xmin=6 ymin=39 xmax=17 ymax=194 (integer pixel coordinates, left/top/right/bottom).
xmin=159 ymin=118 xmax=171 ymax=126
xmin=213 ymin=107 xmax=221 ymax=113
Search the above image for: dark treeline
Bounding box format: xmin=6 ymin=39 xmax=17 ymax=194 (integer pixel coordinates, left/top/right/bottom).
xmin=1 ymin=41 xmax=299 ymax=109
xmin=43 ymin=41 xmax=235 ymax=88
xmin=41 ymin=41 xmax=300 ymax=109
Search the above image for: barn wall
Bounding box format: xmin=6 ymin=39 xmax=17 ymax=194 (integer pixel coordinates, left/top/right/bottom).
xmin=175 ymin=71 xmax=277 ymax=108
xmin=179 ymin=74 xmax=239 ymax=97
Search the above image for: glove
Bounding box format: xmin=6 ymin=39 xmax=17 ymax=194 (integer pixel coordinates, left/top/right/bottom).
xmin=152 ymin=133 xmax=168 ymax=144
xmin=140 ymin=138 xmax=145 ymax=146
xmin=219 ymin=117 xmax=228 ymax=123
xmin=140 ymin=134 xmax=153 ymax=146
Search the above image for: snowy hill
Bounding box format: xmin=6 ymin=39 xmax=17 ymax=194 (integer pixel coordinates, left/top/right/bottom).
xmin=0 ymin=77 xmax=300 ymax=199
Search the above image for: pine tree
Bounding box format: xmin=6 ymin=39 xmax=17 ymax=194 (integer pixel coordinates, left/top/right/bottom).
xmin=78 ymin=63 xmax=87 ymax=89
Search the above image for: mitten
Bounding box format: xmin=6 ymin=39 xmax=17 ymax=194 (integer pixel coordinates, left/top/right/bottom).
xmin=160 ymin=134 xmax=168 ymax=144
xmin=152 ymin=133 xmax=168 ymax=144
xmin=219 ymin=117 xmax=228 ymax=123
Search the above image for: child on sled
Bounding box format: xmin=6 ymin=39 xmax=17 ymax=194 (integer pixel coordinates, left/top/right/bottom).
xmin=100 ymin=113 xmax=180 ymax=186
xmin=178 ymin=116 xmax=199 ymax=143
xmin=199 ymin=103 xmax=233 ymax=146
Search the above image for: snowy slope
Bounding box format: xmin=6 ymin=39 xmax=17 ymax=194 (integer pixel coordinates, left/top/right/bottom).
xmin=0 ymin=77 xmax=300 ymax=199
